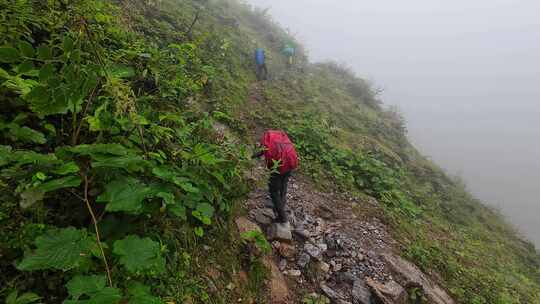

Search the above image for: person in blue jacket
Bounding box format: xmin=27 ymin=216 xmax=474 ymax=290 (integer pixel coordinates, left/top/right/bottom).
xmin=254 ymin=47 xmax=268 ymax=81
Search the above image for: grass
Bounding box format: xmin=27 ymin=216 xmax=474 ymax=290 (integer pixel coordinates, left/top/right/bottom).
xmin=241 ymin=58 xmax=539 ymax=303
xmin=0 ymin=0 xmax=537 ymax=303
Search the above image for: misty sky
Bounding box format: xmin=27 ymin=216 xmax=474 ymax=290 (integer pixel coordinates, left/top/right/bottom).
xmin=246 ymin=0 xmax=540 ymax=247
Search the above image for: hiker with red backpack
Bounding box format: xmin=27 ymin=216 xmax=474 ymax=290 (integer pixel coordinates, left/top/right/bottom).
xmin=253 ymin=130 xmax=299 ymax=224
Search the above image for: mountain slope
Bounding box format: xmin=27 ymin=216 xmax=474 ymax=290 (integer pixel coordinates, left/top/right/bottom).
xmin=0 ymin=0 xmax=538 ymax=303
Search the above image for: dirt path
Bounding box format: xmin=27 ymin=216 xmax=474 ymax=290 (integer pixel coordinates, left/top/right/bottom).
xmin=242 ymin=162 xmax=391 ymax=302
xmin=239 ymin=162 xmax=455 ymax=304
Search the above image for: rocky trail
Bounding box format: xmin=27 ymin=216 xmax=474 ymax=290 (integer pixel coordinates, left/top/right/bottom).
xmin=236 ymin=165 xmax=456 ymax=304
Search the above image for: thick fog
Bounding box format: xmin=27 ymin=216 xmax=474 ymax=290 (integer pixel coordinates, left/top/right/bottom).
xmin=246 ymin=0 xmax=540 ymax=247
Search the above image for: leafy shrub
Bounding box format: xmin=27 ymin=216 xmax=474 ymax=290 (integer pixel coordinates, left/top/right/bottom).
xmin=0 ymin=0 xmax=250 ymax=302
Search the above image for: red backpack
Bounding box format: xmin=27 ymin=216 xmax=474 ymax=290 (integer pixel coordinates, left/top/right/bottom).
xmin=261 ymin=130 xmax=299 ymax=174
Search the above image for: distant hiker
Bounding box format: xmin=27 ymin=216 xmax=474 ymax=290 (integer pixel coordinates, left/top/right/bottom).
xmin=282 ymin=45 xmax=295 ymax=68
xmin=253 ymin=130 xmax=299 ymax=224
xmin=254 ymin=47 xmax=268 ymax=81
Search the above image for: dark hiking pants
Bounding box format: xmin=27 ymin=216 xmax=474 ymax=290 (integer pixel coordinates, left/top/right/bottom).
xmin=269 ymin=171 xmax=291 ymax=223
xmin=256 ymin=63 xmax=268 ymax=81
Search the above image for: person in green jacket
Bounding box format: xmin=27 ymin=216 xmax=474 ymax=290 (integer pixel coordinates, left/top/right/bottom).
xmin=282 ymin=44 xmax=295 ymax=68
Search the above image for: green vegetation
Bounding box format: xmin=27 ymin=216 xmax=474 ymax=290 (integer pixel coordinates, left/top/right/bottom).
xmin=0 ymin=0 xmax=264 ymax=302
xmin=0 ymin=0 xmax=538 ymax=303
xmin=254 ymin=60 xmax=540 ymax=303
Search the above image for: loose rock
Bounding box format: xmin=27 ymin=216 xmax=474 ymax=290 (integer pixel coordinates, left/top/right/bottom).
xmin=285 ymin=269 xmax=302 ymax=277
xmin=381 ymin=253 xmax=455 ymax=304
xmin=268 ymin=222 xmax=293 ymax=242
xmin=304 ymin=243 xmax=323 ymax=259
xmin=352 ymin=279 xmax=372 ymax=304
xmin=320 ymin=283 xmax=346 ymax=301
xmin=317 ymin=261 xmax=331 ymax=273
xmin=293 ymin=228 xmax=311 ymax=239
xmin=278 ymin=259 xmax=287 ymax=271
xmin=366 ymin=278 xmax=407 ymax=304
xmin=297 ymin=253 xmax=311 ymax=268
xmin=278 ymin=243 xmax=296 ymax=259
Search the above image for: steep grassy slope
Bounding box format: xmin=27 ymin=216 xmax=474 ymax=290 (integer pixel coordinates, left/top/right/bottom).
xmin=0 ymin=0 xmax=538 ymax=303
xmin=253 ymin=65 xmax=540 ymax=304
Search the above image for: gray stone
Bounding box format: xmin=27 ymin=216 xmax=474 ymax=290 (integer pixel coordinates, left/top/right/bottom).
xmin=268 ymin=222 xmax=292 ymax=242
xmin=254 ymin=213 xmax=272 ymax=225
xmin=320 ymin=283 xmax=346 ymax=301
xmin=326 ymin=250 xmax=337 ymax=258
xmin=293 ymin=228 xmax=311 ymax=239
xmin=318 ymin=243 xmax=328 ymax=252
xmin=304 ymin=243 xmax=323 ymax=259
xmin=317 ymin=261 xmax=331 ymax=273
xmin=332 ymin=262 xmax=343 ymax=272
xmin=352 ymin=279 xmax=372 ymax=304
xmin=366 ymin=278 xmax=407 ymax=304
xmin=279 ymin=259 xmax=287 ymax=271
xmin=336 ymin=270 xmax=356 ymax=284
xmin=381 ymin=253 xmax=455 ymax=304
xmin=250 ymin=208 xmax=275 ymax=225
xmin=297 ymin=253 xmax=311 ymax=268
xmin=285 ymin=269 xmax=301 ymax=277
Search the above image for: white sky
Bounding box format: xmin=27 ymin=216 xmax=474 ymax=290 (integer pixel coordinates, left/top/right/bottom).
xmin=246 ymin=0 xmax=540 ymax=247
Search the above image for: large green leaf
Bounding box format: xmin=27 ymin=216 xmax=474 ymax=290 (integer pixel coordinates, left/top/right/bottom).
xmin=91 ymin=154 xmax=147 ymax=172
xmin=196 ymin=202 xmax=214 ymax=218
xmin=192 ymin=202 xmax=214 ymax=225
xmin=128 ymin=282 xmax=162 ymax=304
xmin=0 ymin=47 xmax=20 ymax=63
xmin=18 ymin=40 xmax=35 ymax=58
xmin=151 ymin=166 xmax=199 ymax=193
xmin=113 ymin=235 xmax=165 ymax=274
xmin=17 ymin=227 xmax=96 ymax=271
xmin=64 ymin=275 xmax=121 ymax=304
xmin=107 ymin=64 xmax=135 ymax=79
xmin=168 ymin=203 xmax=186 ymax=219
xmin=26 ymin=85 xmax=72 ymax=116
xmin=3 ymin=150 xmax=58 ymax=167
xmin=0 ymin=66 xmax=10 ymax=79
xmin=17 ymin=61 xmax=35 ymax=75
xmin=6 ymin=290 xmax=41 ymax=304
xmin=63 ymin=36 xmax=75 ymax=53
xmin=2 ymin=74 xmax=38 ymax=95
xmin=59 ymin=144 xmax=129 ymax=158
xmin=85 ymin=101 xmax=110 ymax=132
xmin=0 ymin=145 xmax=13 ymax=166
xmin=66 ymin=275 xmax=106 ymax=299
xmin=96 ymin=177 xmax=153 ymax=213
xmin=39 ymin=64 xmax=54 ymax=82
xmin=146 ymin=183 xmax=186 ymax=219
xmin=53 ymin=161 xmax=80 ymax=175
xmin=18 ymin=175 xmax=80 ymax=209
xmin=36 ymin=45 xmax=51 ymax=60
xmin=3 ymin=123 xmax=46 ymax=144
xmin=37 ymin=175 xmax=81 ymax=192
